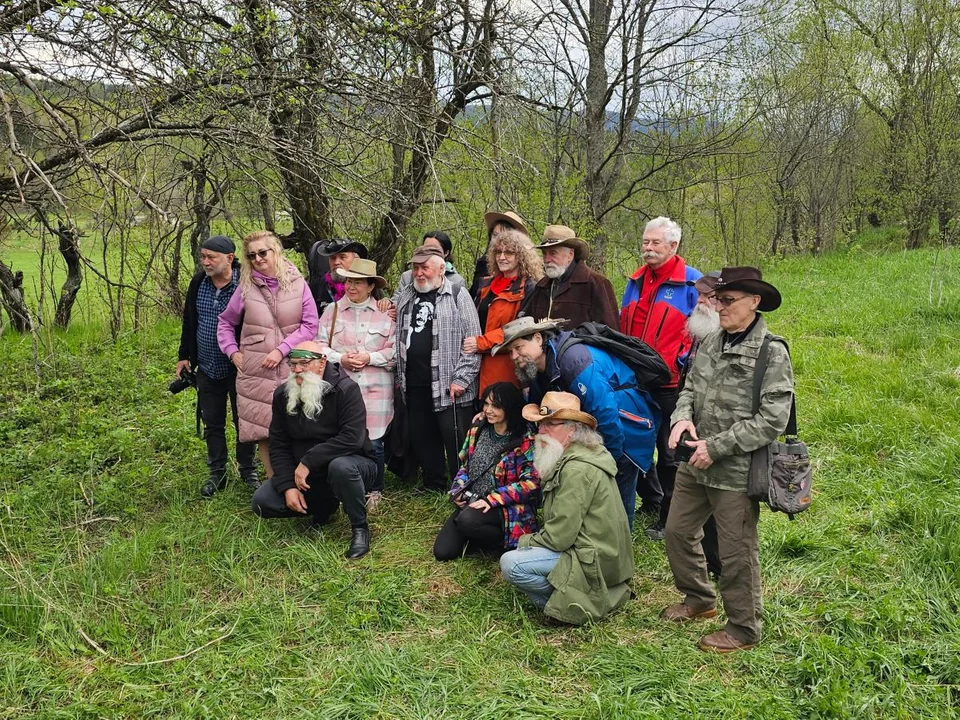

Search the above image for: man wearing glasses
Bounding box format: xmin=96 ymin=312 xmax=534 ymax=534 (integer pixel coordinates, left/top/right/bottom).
xmin=251 ymin=342 xmax=378 ymax=559
xmin=662 ymin=267 xmax=794 ymax=653
xmin=620 ymin=217 xmax=704 ymax=541
xmin=176 ymin=235 xmax=259 ymax=498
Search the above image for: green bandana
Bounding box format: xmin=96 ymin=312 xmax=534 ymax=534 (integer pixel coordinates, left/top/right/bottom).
xmin=288 ymin=349 xmax=325 ymax=360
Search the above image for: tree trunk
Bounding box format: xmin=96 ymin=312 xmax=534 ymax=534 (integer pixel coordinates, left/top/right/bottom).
xmin=259 ymin=189 xmax=275 ymax=232
xmin=53 ymin=224 xmax=82 ymax=328
xmin=0 ymin=259 xmax=33 ymax=332
xmin=187 ymin=158 xmax=212 ymax=273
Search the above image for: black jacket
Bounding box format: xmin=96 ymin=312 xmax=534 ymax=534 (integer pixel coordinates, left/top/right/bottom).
xmin=269 ymin=363 xmax=375 ymax=494
xmin=177 ymin=261 xmax=241 ymax=368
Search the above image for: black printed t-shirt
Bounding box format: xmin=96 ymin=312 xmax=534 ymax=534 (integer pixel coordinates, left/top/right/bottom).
xmin=406 ymin=289 xmax=437 ymax=387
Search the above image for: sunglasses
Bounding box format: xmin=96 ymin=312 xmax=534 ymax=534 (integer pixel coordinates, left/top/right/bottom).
xmin=246 ymin=248 xmax=273 ymax=261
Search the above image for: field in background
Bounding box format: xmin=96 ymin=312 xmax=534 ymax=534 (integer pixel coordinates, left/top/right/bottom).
xmin=1 ymin=243 xmax=959 ymax=717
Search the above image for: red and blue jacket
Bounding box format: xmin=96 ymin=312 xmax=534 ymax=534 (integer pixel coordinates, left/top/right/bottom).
xmin=619 ymin=255 xmax=701 ymax=388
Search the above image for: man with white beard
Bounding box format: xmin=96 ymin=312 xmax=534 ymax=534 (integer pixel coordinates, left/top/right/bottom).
xmin=522 ymin=225 xmax=619 ymax=330
xmin=251 ymin=341 xmax=378 ymax=559
xmin=499 ymin=392 xmax=634 ymax=625
xmin=395 ymin=245 xmax=481 ymax=490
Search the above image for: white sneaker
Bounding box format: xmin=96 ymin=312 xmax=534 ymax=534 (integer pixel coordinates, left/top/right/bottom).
xmin=365 ymin=491 xmax=383 ymax=513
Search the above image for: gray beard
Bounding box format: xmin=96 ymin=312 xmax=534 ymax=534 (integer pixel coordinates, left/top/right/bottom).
xmin=686 ymin=304 xmax=721 ymax=340
xmin=534 ymin=434 xmax=566 ymax=478
xmin=285 ymin=372 xmax=332 ymax=421
xmin=414 ymin=276 xmax=442 ymax=293
xmin=514 ymin=359 xmax=539 ymax=385
xmin=544 ymin=263 xmax=568 ymax=279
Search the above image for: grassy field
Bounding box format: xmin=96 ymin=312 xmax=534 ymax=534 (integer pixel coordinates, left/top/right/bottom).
xmin=1 ymin=243 xmax=959 ymax=718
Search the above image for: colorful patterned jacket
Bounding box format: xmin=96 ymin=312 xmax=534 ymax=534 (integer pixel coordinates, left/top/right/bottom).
xmin=448 ymin=425 xmax=541 ymax=549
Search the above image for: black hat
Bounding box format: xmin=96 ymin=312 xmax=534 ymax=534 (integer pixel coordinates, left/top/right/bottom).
xmin=201 ymin=235 xmax=235 ymax=254
xmin=318 ymin=239 xmax=368 ymax=258
xmin=714 ymin=267 xmax=781 ymax=312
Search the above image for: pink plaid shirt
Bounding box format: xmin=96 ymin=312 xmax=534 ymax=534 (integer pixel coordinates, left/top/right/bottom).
xmin=317 ymin=297 xmax=396 ymax=440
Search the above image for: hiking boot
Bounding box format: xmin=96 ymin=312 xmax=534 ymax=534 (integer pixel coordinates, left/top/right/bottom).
xmin=644 ymin=519 xmax=665 ymax=541
xmin=200 ymin=472 xmax=228 ymax=498
xmin=346 ymin=526 xmax=370 ymax=559
xmin=240 ymin=467 xmax=261 ymax=491
xmin=698 ymin=630 xmax=756 ymax=653
xmin=660 ymin=603 xmax=717 ymax=622
xmin=365 ymin=491 xmax=383 ymax=513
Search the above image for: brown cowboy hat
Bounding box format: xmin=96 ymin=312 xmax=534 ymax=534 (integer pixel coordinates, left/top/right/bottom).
xmin=490 ymin=316 xmax=566 ymax=356
xmin=484 ymin=211 xmax=529 ymax=237
xmin=522 ymin=391 xmax=597 ymax=429
xmin=714 ymin=266 xmax=781 ymax=312
xmin=338 ymin=257 xmax=387 ymax=289
xmin=534 ymin=224 xmax=590 ymax=261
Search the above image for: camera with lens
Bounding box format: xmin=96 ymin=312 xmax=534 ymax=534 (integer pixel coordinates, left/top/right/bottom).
xmin=168 ymin=368 xmax=197 ymax=394
xmin=673 ymin=431 xmax=696 ymax=463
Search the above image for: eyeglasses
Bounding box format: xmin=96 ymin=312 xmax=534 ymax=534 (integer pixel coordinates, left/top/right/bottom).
xmin=246 ymin=248 xmax=273 ymax=261
xmin=714 ymin=294 xmax=751 ymax=308
xmin=289 ymin=358 xmax=320 ymax=369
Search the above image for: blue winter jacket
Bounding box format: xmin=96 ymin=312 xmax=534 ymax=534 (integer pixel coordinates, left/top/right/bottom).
xmin=528 ymin=332 xmax=660 ymax=471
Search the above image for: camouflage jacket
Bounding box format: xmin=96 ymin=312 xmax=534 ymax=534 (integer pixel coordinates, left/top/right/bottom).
xmin=671 ymin=315 xmax=794 ymax=492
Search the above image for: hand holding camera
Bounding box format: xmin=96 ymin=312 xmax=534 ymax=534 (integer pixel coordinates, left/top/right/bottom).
xmin=673 ymin=431 xmax=696 ymax=464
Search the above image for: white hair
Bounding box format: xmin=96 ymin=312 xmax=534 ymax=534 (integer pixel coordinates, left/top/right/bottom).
xmin=565 ymin=421 xmax=604 ymax=450
xmin=645 ymin=216 xmax=682 ymax=245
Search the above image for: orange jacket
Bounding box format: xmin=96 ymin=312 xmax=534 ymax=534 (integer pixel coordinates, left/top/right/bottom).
xmin=474 ymin=275 xmax=537 ymax=394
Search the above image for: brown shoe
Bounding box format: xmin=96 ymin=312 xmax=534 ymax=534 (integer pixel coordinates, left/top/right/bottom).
xmin=660 ymin=603 xmax=717 ymax=622
xmin=698 ymin=630 xmax=756 ymax=653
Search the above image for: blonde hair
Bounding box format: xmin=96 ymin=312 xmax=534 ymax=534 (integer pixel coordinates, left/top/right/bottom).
xmin=486 ymin=229 xmax=544 ymax=281
xmin=239 ymin=230 xmax=292 ymax=294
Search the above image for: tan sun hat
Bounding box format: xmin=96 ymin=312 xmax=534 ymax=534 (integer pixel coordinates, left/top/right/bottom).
xmin=534 ymin=224 xmax=590 ymax=261
xmin=522 ymin=391 xmax=597 ymax=429
xmin=490 ymin=316 xmax=566 ymax=356
xmin=484 ymin=210 xmax=529 ymax=237
xmin=338 ymin=257 xmax=387 ymax=289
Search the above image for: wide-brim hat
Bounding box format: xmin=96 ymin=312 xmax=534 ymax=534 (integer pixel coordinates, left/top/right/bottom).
xmin=490 ymin=316 xmax=565 ymax=356
xmin=522 ymin=391 xmax=597 ymax=429
xmin=338 ymin=257 xmax=387 ymax=289
xmin=484 ymin=211 xmax=529 ymax=237
xmin=693 ymin=271 xmax=721 ymax=295
xmin=319 ymin=239 xmax=369 ymax=258
xmin=714 ymin=266 xmax=781 ymax=312
xmin=534 ymin=225 xmax=590 ymax=261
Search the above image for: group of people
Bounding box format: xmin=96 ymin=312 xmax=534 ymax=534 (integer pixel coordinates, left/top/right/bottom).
xmin=175 ymin=213 xmax=795 ymax=653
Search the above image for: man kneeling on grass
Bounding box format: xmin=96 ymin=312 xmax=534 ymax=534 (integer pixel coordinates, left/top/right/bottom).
xmin=251 ymin=341 xmax=377 ymax=559
xmin=500 ymin=392 xmax=634 ymax=625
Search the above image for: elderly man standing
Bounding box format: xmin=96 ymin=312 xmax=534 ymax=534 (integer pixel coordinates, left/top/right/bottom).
xmin=663 ymin=267 xmax=794 ymax=653
xmin=396 ymin=244 xmax=482 ymax=490
xmin=523 ymin=225 xmax=619 ymax=330
xmin=493 ymin=316 xmax=659 ymax=530
xmin=620 ymin=216 xmax=703 ymax=540
xmin=500 ymin=392 xmax=633 ymax=625
xmin=251 ymin=341 xmax=378 ymax=559
xmin=176 ymin=235 xmax=259 ymax=498
xmin=310 ymin=239 xmax=368 ymax=315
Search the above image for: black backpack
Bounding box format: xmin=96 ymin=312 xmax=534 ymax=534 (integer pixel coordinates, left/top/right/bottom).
xmin=556 ymin=321 xmax=670 ymax=391
xmin=307 ymin=240 xmax=332 ymax=307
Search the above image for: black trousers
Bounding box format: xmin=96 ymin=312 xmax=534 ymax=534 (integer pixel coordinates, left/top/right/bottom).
xmin=406 ymin=386 xmax=474 ymax=490
xmin=251 ymin=455 xmax=377 ymax=527
xmin=196 ymin=369 xmax=256 ymax=476
xmin=433 ymin=506 xmax=504 ymax=561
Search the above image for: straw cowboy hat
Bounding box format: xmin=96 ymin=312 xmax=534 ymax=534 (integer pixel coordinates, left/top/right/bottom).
xmin=484 ymin=211 xmax=529 ymax=237
xmin=714 ymin=266 xmax=782 ymax=312
xmin=338 ymin=257 xmax=387 ymax=289
xmin=490 ymin=316 xmax=566 ymax=356
xmin=534 ymin=225 xmax=590 ymax=262
xmin=522 ymin=391 xmax=597 ymax=429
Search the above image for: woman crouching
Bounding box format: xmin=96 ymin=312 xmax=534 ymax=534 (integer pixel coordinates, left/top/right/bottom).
xmin=433 ymin=383 xmax=540 ymax=561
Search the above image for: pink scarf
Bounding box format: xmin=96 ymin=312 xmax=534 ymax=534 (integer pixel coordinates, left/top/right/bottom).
xmin=325 ymin=272 xmax=346 ymax=301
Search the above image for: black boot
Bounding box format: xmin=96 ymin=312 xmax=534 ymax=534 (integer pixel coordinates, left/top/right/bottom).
xmin=200 ymin=471 xmax=227 ymax=498
xmin=346 ymin=526 xmax=370 ymax=559
xmin=239 ymin=466 xmax=260 ymax=491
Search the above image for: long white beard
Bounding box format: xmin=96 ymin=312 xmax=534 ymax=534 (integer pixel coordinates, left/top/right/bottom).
xmin=686 ymin=303 xmax=721 ymax=340
xmin=285 ymin=372 xmax=332 ymax=421
xmin=534 ymin=434 xmax=566 ymax=478
xmin=544 ymin=262 xmax=568 ymax=279
xmin=414 ymin=275 xmax=443 ymax=293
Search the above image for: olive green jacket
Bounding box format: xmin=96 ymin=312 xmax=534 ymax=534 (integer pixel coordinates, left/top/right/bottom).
xmin=671 ymin=315 xmax=794 ymax=492
xmin=519 ymin=443 xmax=634 ymax=625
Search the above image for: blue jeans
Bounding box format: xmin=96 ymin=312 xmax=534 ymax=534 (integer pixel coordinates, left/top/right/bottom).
xmin=616 ymin=455 xmax=640 ymax=532
xmin=500 ymin=546 xmax=562 ymax=609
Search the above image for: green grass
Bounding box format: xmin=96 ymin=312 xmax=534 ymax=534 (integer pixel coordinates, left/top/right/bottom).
xmin=2 ymin=244 xmax=960 ymax=717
